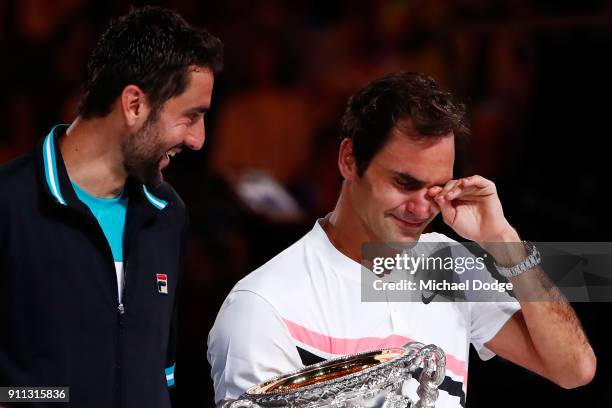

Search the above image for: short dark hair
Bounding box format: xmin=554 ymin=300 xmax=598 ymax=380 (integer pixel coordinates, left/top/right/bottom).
xmin=78 ymin=6 xmax=224 ymax=119
xmin=340 ymin=72 xmax=469 ymax=176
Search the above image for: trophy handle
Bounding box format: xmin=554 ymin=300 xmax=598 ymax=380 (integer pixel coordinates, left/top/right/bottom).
xmin=402 ymin=342 xmax=446 ymax=408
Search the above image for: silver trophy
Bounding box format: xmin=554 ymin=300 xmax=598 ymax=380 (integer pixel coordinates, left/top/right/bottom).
xmin=227 ymin=342 xmax=446 ymax=408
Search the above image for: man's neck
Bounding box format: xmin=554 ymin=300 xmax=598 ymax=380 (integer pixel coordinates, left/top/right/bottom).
xmin=322 ymin=184 xmax=373 ymax=264
xmin=61 ymin=117 xmax=127 ymax=198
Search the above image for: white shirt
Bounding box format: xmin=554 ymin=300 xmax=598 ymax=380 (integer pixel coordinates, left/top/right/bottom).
xmin=207 ymin=219 xmax=520 ymax=407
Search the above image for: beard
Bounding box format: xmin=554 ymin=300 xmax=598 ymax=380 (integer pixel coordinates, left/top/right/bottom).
xmin=121 ymin=113 xmax=165 ymax=187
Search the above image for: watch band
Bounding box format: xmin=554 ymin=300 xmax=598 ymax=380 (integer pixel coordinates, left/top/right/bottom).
xmin=494 ymin=241 xmax=541 ymax=278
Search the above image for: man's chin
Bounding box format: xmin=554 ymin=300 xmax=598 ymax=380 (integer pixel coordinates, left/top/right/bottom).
xmin=375 ymin=229 xmax=421 ymax=246
xmin=386 ymin=224 xmax=424 ymax=243
xmin=389 ymin=233 xmax=421 ymax=245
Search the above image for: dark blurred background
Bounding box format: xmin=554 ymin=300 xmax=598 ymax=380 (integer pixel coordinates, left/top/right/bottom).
xmin=1 ymin=0 xmax=611 ymax=406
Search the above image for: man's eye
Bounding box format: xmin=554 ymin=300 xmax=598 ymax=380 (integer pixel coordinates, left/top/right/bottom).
xmin=395 ymin=180 xmax=419 ymax=191
xmin=187 ymin=114 xmax=200 ymax=124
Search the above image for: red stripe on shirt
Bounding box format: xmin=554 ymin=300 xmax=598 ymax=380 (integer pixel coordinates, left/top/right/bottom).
xmin=282 ymin=317 xmax=468 ymax=387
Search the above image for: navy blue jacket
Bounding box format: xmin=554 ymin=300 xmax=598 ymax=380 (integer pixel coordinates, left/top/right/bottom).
xmin=0 ymin=125 xmax=186 ymax=407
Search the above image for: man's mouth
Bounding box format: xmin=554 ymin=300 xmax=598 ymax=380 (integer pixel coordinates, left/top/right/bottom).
xmin=391 ymin=214 xmax=427 ymax=228
xmin=163 ymin=148 xmax=182 ymax=162
xmin=164 ymin=149 xmax=180 ymax=160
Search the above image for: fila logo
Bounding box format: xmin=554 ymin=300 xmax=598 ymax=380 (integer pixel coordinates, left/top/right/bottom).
xmin=156 ymin=274 xmax=168 ymax=294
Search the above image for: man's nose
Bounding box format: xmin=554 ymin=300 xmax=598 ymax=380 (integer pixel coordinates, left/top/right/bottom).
xmin=186 ymin=122 xmax=206 ymax=151
xmin=406 ymin=191 xmax=437 ymax=219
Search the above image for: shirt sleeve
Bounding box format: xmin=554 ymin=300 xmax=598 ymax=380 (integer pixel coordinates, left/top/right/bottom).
xmin=207 ymin=289 xmax=303 ymax=406
xmin=447 ymin=240 xmax=522 ymax=361
xmin=469 ymin=301 xmax=521 ymax=360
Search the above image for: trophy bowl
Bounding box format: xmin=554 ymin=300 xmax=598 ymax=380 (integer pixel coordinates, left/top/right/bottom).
xmin=227 ymin=342 xmax=446 ymax=408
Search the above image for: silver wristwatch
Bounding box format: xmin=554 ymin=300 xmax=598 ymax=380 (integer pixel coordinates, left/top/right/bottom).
xmin=494 ymin=241 xmax=541 ymax=278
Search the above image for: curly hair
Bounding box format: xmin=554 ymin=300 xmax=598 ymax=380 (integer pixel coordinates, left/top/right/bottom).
xmin=78 ymin=6 xmax=223 ymax=119
xmin=340 ymin=72 xmax=469 ymax=176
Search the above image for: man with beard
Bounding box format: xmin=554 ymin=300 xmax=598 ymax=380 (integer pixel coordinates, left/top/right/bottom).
xmin=0 ymin=7 xmax=222 ymax=408
xmin=207 ymin=73 xmax=595 ymax=407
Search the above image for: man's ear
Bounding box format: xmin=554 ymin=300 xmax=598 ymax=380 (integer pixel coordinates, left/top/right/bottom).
xmin=338 ymin=138 xmax=358 ymax=181
xmin=120 ymin=85 xmax=149 ymax=127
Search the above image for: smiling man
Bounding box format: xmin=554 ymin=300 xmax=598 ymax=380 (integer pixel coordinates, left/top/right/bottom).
xmin=207 ymin=73 xmax=595 ymax=407
xmin=0 ymin=6 xmax=222 ymax=408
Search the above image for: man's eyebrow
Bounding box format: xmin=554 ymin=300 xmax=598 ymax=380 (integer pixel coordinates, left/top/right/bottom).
xmin=393 ymin=172 xmax=426 ymax=188
xmin=184 ymin=105 xmax=210 ymax=115
xmin=392 ymin=171 xmax=449 ymax=188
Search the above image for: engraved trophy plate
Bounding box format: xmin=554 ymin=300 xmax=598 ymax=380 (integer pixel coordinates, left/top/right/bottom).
xmin=227 ymin=342 xmax=446 ymax=408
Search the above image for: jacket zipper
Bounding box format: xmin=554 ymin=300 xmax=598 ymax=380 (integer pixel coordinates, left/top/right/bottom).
xmin=56 ymin=172 xmax=130 ymax=407
xmin=118 ymin=261 xmax=127 ymax=315
xmin=116 ymin=260 xmax=127 ymax=408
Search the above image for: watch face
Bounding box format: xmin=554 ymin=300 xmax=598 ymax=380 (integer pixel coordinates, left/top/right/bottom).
xmin=495 ymin=242 xmax=540 ymax=278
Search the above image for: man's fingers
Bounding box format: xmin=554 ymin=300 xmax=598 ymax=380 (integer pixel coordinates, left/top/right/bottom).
xmin=461 ymin=175 xmax=496 ymax=191
xmin=430 ymin=175 xmax=495 ymax=202
xmin=434 ymin=193 xmax=456 ymax=225
xmin=430 ymin=194 xmax=441 ymax=213
xmin=427 ymin=186 xmax=443 ymax=196
xmin=438 ymin=179 xmax=461 ymax=199
xmin=445 ymin=179 xmax=466 ymax=200
xmin=448 ymin=176 xmax=497 ymax=200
